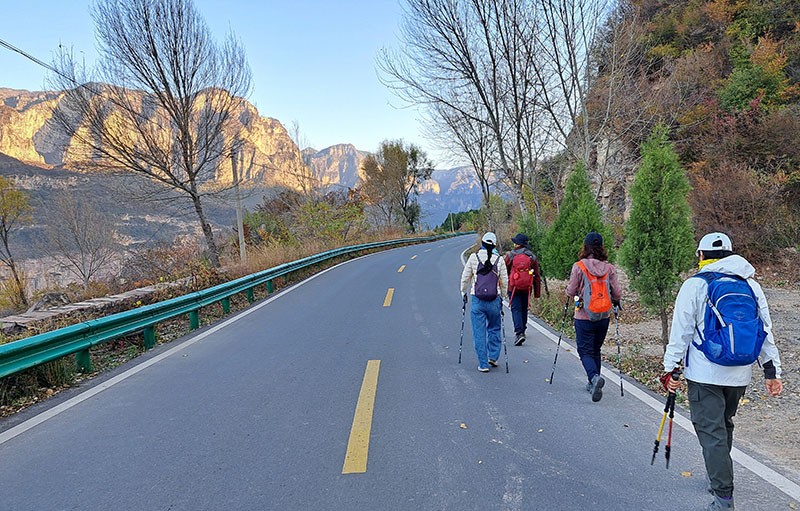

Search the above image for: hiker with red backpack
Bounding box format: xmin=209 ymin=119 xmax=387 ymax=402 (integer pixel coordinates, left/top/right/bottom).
xmin=504 ymin=233 xmax=542 ymax=346
xmin=564 ymin=232 xmax=622 ymax=402
xmin=662 ymin=232 xmax=782 ymax=511
xmin=460 ymin=232 xmax=508 ymax=372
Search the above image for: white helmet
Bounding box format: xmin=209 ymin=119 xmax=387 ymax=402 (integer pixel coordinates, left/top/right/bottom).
xmin=696 ymin=232 xmax=733 ymax=256
xmin=481 ymin=232 xmax=497 ymax=245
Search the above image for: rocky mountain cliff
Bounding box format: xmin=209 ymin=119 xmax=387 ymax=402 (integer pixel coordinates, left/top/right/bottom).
xmin=0 ymin=87 xmax=306 ymax=190
xmin=1 ymin=87 xmax=482 ymax=235
xmin=303 ymin=143 xmax=368 ymax=189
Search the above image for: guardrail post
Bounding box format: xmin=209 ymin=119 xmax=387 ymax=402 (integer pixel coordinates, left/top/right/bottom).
xmin=143 ymin=326 xmax=156 ymax=349
xmin=266 ymin=280 xmax=274 ymax=294
xmin=76 ymin=349 xmax=93 ymax=373
xmin=221 ymin=298 xmax=231 ymax=314
xmin=247 ymin=288 xmax=254 ymax=303
xmin=189 ymin=310 xmax=200 ymax=330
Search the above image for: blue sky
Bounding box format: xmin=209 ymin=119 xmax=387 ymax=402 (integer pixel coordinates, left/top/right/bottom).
xmin=0 ymin=0 xmax=447 ymax=162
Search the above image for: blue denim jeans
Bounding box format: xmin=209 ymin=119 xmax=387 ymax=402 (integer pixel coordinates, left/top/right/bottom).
xmin=574 ymin=318 xmax=610 ymax=382
xmin=471 ymin=295 xmax=502 ymax=368
xmin=508 ymin=289 xmax=529 ymax=334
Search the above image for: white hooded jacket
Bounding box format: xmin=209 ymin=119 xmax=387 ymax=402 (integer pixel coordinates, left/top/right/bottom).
xmin=663 ymin=255 xmax=782 ymax=386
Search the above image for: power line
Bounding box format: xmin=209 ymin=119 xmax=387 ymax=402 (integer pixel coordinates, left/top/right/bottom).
xmin=0 ymin=37 xmax=66 ymax=81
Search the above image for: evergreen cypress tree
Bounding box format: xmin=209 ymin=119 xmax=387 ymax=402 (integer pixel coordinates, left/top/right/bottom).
xmin=542 ymin=163 xmax=612 ymax=279
xmin=619 ymin=125 xmax=695 ymax=346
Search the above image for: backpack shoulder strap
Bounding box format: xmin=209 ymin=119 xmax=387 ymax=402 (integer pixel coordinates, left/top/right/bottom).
xmin=691 ymin=271 xmax=718 ymax=284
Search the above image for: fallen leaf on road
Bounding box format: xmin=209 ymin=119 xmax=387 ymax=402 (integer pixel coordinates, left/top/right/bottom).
xmin=740 ymin=398 xmax=750 ymax=405
xmin=460 ymin=423 xmax=468 ymax=429
xmin=681 ymin=471 xmax=692 ymax=478
xmin=788 ymin=502 xmax=797 ymax=509
xmin=538 ymin=429 xmax=544 ymax=433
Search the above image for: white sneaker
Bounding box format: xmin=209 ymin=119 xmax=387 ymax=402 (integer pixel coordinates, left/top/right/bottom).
xmin=478 ymin=366 xmax=490 ymax=372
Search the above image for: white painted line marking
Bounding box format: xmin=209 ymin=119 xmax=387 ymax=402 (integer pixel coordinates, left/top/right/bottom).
xmin=459 ymin=249 xmax=800 ymax=501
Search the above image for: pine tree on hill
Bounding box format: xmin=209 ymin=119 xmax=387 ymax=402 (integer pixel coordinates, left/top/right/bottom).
xmin=619 ymin=125 xmax=695 ymax=346
xmin=542 ymin=163 xmax=612 ymax=280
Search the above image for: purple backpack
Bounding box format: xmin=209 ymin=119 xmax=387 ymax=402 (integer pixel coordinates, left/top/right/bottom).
xmin=474 ymin=254 xmax=499 ymax=301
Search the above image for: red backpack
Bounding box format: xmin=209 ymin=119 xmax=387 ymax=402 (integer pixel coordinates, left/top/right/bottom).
xmin=509 ymin=253 xmax=533 ymax=290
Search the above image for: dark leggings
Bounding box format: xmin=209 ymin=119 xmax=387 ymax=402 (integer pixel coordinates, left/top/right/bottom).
xmin=574 ymin=318 xmax=610 ymax=382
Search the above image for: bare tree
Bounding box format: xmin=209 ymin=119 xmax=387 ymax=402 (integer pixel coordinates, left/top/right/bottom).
xmin=423 ymin=98 xmax=495 ymax=206
xmin=48 ymin=0 xmax=252 ymax=267
xmin=41 ymin=193 xmax=118 ymax=290
xmin=0 ymin=176 xmax=32 ymax=307
xmin=361 ymin=140 xmax=433 ymax=233
xmin=379 ymin=0 xmax=549 ymax=217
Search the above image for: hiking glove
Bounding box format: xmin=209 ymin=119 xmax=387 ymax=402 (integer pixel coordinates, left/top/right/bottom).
xmin=660 ymin=370 xmax=681 ymax=391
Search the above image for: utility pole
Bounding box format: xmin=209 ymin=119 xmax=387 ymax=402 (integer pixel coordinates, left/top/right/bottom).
xmin=231 ymin=148 xmax=246 ymax=263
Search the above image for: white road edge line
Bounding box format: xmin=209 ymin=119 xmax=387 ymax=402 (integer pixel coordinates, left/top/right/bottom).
xmin=460 ymin=247 xmax=800 ymax=501
xmin=523 ymin=301 xmax=800 ymax=502
xmin=0 ymin=254 xmax=367 ymax=446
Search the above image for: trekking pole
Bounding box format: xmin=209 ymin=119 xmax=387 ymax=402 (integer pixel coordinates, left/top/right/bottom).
xmin=651 ymin=392 xmax=672 ymax=465
xmin=614 ymin=305 xmax=624 ymax=397
xmin=548 ymin=299 xmax=571 ymax=384
xmin=501 ymin=305 xmax=509 ymax=373
xmin=458 ymin=294 xmax=467 ymax=364
xmin=651 ymin=371 xmax=680 ymax=465
xmin=665 ymin=392 xmax=676 ymax=469
xmin=664 ymin=370 xmax=681 ymax=468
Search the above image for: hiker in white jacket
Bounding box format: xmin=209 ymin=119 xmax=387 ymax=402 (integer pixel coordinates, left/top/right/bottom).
xmin=662 ymin=232 xmax=782 ymax=511
xmin=460 ymin=232 xmax=508 ymax=372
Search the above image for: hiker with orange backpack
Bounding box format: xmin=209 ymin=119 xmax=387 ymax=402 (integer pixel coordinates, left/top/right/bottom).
xmin=564 ymin=232 xmax=622 ymax=402
xmin=504 ymin=233 xmax=541 ymax=346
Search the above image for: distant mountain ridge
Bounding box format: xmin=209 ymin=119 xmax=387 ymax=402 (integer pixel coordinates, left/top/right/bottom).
xmin=1 ymin=87 xmax=482 ymax=229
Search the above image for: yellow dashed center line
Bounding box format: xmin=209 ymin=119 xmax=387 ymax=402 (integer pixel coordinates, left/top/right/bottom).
xmin=383 ymin=288 xmax=394 ymax=307
xmin=397 ymin=265 xmax=406 ymax=273
xmin=410 ymin=255 xmax=417 ymax=260
xmin=342 ymin=360 xmax=381 ymax=474
xmin=424 ymin=249 xmax=431 ymax=252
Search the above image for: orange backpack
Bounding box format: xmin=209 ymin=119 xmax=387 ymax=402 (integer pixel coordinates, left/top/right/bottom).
xmin=576 ymin=261 xmax=612 ymax=321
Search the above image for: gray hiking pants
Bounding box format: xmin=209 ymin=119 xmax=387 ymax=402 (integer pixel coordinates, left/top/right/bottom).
xmin=687 ymin=380 xmax=747 ymax=499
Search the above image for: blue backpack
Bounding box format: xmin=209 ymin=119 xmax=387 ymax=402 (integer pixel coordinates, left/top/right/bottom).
xmin=692 ymin=272 xmax=767 ymax=366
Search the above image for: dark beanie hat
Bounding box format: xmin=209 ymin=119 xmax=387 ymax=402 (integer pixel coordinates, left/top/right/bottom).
xmin=584 ymin=232 xmax=603 ymax=247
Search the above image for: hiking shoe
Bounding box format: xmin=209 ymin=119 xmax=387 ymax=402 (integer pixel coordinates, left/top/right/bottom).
xmin=478 ymin=366 xmax=490 ymax=373
xmin=514 ymin=333 xmax=526 ymax=346
xmin=585 ymin=382 xmax=593 ymax=393
xmin=705 ymin=495 xmax=735 ymax=510
xmin=590 ymin=375 xmax=605 ymax=402
xmin=488 ymin=359 xmax=498 ymax=367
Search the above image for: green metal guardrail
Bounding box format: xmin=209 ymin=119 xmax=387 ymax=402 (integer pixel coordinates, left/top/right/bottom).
xmin=0 ymin=232 xmax=473 ymax=379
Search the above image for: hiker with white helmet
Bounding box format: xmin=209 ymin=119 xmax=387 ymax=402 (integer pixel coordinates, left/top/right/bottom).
xmin=460 ymin=232 xmax=508 ymax=372
xmin=662 ymin=232 xmax=783 ymax=511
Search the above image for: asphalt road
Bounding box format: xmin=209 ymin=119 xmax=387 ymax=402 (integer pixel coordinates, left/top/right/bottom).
xmin=1 ymin=235 xmax=797 ymax=510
